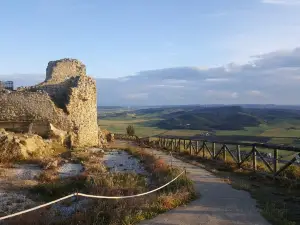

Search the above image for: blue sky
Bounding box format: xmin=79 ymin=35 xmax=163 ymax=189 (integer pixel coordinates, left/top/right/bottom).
xmin=1 ymin=0 xmax=300 ymax=78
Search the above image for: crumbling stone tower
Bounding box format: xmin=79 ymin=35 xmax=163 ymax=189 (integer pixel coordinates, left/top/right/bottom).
xmin=42 ymin=59 xmax=98 ymax=147
xmin=0 ymin=59 xmax=99 ymax=147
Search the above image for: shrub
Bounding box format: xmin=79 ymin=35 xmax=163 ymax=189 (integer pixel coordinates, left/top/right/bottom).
xmin=126 ymin=125 xmax=135 ymax=137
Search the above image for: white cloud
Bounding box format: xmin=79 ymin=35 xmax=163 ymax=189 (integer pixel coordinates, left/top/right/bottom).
xmin=117 ymin=77 xmax=131 ymax=82
xmin=262 ymin=0 xmax=300 ymax=5
xmin=149 ymin=84 xmax=185 ymax=88
xmin=163 ymin=79 xmax=187 ymax=84
xmin=204 ymin=78 xmax=231 ymax=82
xmin=206 ymin=90 xmax=239 ymax=99
xmin=7 ymin=47 xmax=300 ymax=105
xmin=192 ymin=66 xmax=209 ymax=71
xmin=125 ymin=93 xmax=149 ymax=99
xmin=289 ymin=75 xmax=300 ymax=80
xmin=231 ymin=92 xmax=239 ymax=98
xmin=247 ymin=90 xmax=264 ymax=96
xmin=221 ymin=24 xmax=300 ymax=64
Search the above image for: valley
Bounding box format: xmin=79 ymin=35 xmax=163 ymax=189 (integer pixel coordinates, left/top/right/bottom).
xmin=98 ymin=105 xmax=300 ymax=146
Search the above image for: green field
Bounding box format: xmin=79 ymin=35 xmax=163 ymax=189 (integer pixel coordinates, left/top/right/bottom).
xmin=99 ymin=117 xmax=300 ymax=140
xmin=98 ymin=105 xmax=300 ymax=147
xmin=99 ymin=118 xmax=205 ymax=137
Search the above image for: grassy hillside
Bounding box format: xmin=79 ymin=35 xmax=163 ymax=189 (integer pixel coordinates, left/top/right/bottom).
xmin=155 ymin=106 xmax=300 ymax=131
xmin=98 ymin=105 xmax=300 ymax=146
xmin=157 ymin=107 xmax=263 ymax=130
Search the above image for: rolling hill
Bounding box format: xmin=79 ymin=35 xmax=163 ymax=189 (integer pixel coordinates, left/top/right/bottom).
xmin=156 ymin=106 xmax=263 ymax=130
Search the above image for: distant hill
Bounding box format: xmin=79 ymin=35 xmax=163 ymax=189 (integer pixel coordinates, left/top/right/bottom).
xmin=98 ymin=105 xmax=300 ymax=131
xmin=143 ymin=106 xmax=300 ymax=131
xmin=156 ymin=106 xmax=263 ymax=130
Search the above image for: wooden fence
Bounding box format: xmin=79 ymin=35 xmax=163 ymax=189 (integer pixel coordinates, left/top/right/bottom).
xmin=154 ymin=136 xmax=300 ymax=178
xmin=115 ymin=133 xmax=300 ymax=178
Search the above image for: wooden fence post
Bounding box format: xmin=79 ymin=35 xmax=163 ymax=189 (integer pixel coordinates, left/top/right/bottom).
xmin=237 ymin=145 xmax=241 ymax=164
xmin=183 ymin=139 xmax=186 ymax=150
xmin=223 ymin=145 xmax=227 ymax=161
xmin=202 ymin=141 xmax=205 ymax=158
xmin=274 ymin=149 xmax=278 ymax=175
xmin=189 ymin=140 xmax=192 ymax=155
xmin=212 ymin=142 xmax=215 ymax=158
xmin=253 ymin=145 xmax=257 ymax=172
xmin=172 ymin=139 xmax=175 ymax=151
xmin=196 ymin=141 xmax=199 ymax=156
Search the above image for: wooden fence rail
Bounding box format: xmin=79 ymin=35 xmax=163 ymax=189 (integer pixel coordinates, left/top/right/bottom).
xmin=115 ymin=133 xmax=300 ymax=178
xmin=153 ymin=136 xmax=300 ymax=178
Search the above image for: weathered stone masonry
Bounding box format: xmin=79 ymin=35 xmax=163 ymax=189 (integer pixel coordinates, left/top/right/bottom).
xmin=0 ymin=58 xmax=99 ymax=147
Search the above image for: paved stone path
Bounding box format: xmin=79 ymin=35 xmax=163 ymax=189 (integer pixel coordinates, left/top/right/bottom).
xmin=139 ymin=148 xmax=271 ymax=225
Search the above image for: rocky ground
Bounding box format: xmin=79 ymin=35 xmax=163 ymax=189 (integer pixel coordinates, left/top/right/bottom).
xmin=0 ymin=164 xmax=40 ymax=216
xmin=0 ymin=146 xmax=148 ymax=221
xmin=0 ymin=160 xmax=85 ymax=217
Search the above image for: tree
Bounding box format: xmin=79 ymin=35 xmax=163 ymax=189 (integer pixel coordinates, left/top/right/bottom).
xmin=126 ymin=125 xmax=135 ymax=137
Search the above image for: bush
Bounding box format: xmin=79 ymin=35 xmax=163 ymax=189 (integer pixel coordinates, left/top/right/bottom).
xmin=126 ymin=125 xmax=135 ymax=137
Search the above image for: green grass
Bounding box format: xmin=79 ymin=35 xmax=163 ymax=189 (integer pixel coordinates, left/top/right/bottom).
xmin=99 ymin=119 xmax=205 ymax=137
xmin=216 ymin=125 xmax=268 ymax=136
xmin=100 ymin=116 xmax=300 ymax=140
xmin=261 ymin=128 xmax=300 ymax=137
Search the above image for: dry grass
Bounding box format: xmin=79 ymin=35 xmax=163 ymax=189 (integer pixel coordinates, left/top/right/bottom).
xmin=261 ymin=202 xmax=296 ymax=225
xmin=281 ymin=165 xmax=300 ymax=180
xmin=5 ymin=145 xmax=195 ymax=225
xmin=37 ymin=170 xmax=59 ymax=183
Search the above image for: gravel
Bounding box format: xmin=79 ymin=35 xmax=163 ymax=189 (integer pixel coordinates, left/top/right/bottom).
xmin=58 ymin=163 xmax=84 ymax=178
xmin=103 ymin=149 xmax=148 ymax=175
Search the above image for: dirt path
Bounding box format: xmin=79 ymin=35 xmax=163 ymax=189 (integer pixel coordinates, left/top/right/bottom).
xmin=139 ymin=148 xmax=271 ymax=225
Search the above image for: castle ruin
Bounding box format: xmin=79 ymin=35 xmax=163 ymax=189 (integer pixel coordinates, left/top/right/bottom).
xmin=0 ymin=59 xmax=99 ymax=147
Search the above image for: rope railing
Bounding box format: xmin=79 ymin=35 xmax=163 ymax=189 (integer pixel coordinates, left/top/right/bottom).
xmin=0 ymin=133 xmax=188 ymax=222
xmin=0 ymin=166 xmax=185 ymax=221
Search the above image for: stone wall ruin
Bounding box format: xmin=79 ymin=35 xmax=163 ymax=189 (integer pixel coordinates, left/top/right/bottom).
xmin=0 ymin=58 xmax=99 ymax=147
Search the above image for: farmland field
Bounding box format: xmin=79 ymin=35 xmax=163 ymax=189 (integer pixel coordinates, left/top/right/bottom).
xmin=98 ymin=105 xmax=300 ymax=147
